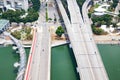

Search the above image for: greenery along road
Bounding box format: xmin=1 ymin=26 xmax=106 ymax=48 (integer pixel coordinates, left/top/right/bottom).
xmin=11 ymin=27 xmax=33 ymax=40
xmin=0 ymin=0 xmax=40 ymax=23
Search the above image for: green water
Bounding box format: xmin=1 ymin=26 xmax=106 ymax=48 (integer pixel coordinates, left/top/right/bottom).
xmin=0 ymin=46 xmax=30 ymax=80
xmin=51 ymin=45 xmax=79 ymax=80
xmin=1 ymin=44 xmax=120 ymax=80
xmin=98 ymin=44 xmax=120 ymax=80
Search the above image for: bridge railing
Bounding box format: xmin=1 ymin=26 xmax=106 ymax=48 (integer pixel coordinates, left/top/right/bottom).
xmin=24 ymin=28 xmax=37 ymax=80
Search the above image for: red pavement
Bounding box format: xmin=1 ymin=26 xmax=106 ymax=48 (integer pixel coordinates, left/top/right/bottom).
xmin=24 ymin=29 xmax=37 ymax=80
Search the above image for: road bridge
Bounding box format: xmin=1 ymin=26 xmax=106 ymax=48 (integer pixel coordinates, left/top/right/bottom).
xmin=56 ymin=0 xmax=109 ymax=80
xmin=24 ymin=26 xmax=51 ymax=80
xmin=24 ymin=1 xmax=51 ymax=79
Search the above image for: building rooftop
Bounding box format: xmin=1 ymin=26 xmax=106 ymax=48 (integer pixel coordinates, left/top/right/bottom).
xmin=0 ymin=19 xmax=9 ymax=30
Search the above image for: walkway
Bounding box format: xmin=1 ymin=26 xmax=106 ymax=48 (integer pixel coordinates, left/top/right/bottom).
xmin=3 ymin=32 xmax=26 ymax=80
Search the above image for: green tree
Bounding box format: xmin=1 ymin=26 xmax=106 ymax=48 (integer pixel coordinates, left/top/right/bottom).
xmin=92 ymin=14 xmax=112 ymax=26
xmin=55 ymin=26 xmax=64 ymax=37
xmin=46 ymin=8 xmax=48 ymax=22
xmin=25 ymin=12 xmax=39 ymax=23
xmin=26 ymin=34 xmax=33 ymax=40
xmin=31 ymin=0 xmax=41 ymax=12
xmin=117 ymin=13 xmax=120 ymax=22
xmin=92 ymin=26 xmax=104 ymax=35
xmin=111 ymin=3 xmax=118 ymax=9
xmin=24 ymin=27 xmax=31 ymax=34
xmin=112 ymin=23 xmax=118 ymax=29
xmin=111 ymin=0 xmax=118 ymax=9
xmin=11 ymin=31 xmax=21 ymax=39
xmin=88 ymin=13 xmax=92 ymax=18
xmin=1 ymin=10 xmax=25 ymax=22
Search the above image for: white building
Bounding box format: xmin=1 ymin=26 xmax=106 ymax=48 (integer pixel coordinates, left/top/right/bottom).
xmin=0 ymin=0 xmax=28 ymax=11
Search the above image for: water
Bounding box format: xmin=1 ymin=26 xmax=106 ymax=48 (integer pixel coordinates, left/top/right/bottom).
xmin=98 ymin=44 xmax=120 ymax=80
xmin=0 ymin=46 xmax=30 ymax=80
xmin=51 ymin=44 xmax=79 ymax=80
xmin=1 ymin=44 xmax=120 ymax=80
xmin=51 ymin=44 xmax=120 ymax=80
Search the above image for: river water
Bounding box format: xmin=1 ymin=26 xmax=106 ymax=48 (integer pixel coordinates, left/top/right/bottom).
xmin=51 ymin=45 xmax=79 ymax=80
xmin=98 ymin=44 xmax=120 ymax=80
xmin=0 ymin=46 xmax=30 ymax=80
xmin=51 ymin=44 xmax=120 ymax=80
xmin=0 ymin=44 xmax=120 ymax=80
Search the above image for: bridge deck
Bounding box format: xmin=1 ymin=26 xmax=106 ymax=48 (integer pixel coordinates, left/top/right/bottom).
xmin=24 ymin=1 xmax=51 ymax=79
xmin=56 ymin=0 xmax=108 ymax=80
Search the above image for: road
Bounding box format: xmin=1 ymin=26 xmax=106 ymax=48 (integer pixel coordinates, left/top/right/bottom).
xmin=24 ymin=1 xmax=51 ymax=80
xmin=82 ymin=0 xmax=93 ymax=35
xmin=56 ymin=0 xmax=109 ymax=79
xmin=82 ymin=1 xmax=109 ymax=79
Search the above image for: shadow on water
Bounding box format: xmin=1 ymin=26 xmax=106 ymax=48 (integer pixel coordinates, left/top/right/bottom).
xmin=68 ymin=44 xmax=80 ymax=80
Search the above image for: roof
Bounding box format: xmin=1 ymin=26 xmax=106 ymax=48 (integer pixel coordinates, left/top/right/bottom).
xmin=94 ymin=7 xmax=106 ymax=12
xmin=94 ymin=12 xmax=105 ymax=15
xmin=100 ymin=4 xmax=110 ymax=8
xmin=0 ymin=19 xmax=9 ymax=30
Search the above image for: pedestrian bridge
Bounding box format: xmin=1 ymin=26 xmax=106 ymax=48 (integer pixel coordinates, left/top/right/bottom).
xmin=4 ymin=32 xmax=26 ymax=80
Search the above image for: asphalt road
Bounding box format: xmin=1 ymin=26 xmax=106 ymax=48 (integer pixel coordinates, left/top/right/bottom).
xmin=26 ymin=1 xmax=51 ymax=80
xmin=56 ymin=0 xmax=108 ymax=79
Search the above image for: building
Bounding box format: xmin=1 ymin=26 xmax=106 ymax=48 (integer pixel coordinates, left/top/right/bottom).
xmin=0 ymin=0 xmax=28 ymax=11
xmin=0 ymin=19 xmax=10 ymax=34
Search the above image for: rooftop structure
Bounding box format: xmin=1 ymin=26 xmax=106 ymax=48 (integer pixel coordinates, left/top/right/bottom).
xmin=0 ymin=19 xmax=10 ymax=33
xmin=94 ymin=3 xmax=110 ymax=15
xmin=0 ymin=0 xmax=28 ymax=11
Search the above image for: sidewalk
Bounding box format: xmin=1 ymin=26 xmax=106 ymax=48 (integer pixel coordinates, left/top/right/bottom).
xmin=94 ymin=35 xmax=120 ymax=44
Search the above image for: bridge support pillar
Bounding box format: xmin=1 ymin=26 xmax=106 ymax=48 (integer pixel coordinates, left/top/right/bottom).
xmin=76 ymin=67 xmax=79 ymax=73
xmin=69 ymin=43 xmax=72 ymax=48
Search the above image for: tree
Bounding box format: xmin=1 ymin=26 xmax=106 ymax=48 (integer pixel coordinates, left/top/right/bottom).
xmin=112 ymin=23 xmax=118 ymax=29
xmin=111 ymin=3 xmax=118 ymax=9
xmin=26 ymin=34 xmax=33 ymax=40
xmin=25 ymin=12 xmax=39 ymax=23
xmin=92 ymin=26 xmax=104 ymax=35
xmin=92 ymin=14 xmax=112 ymax=26
xmin=11 ymin=31 xmax=21 ymax=39
xmin=117 ymin=13 xmax=120 ymax=22
xmin=31 ymin=0 xmax=41 ymax=12
xmin=46 ymin=8 xmax=48 ymax=22
xmin=1 ymin=10 xmax=25 ymax=22
xmin=88 ymin=13 xmax=92 ymax=18
xmin=55 ymin=26 xmax=64 ymax=37
xmin=111 ymin=0 xmax=118 ymax=9
xmin=24 ymin=27 xmax=31 ymax=34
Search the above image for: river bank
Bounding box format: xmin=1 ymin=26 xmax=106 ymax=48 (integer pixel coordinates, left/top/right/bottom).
xmin=94 ymin=35 xmax=120 ymax=44
xmin=51 ymin=34 xmax=120 ymax=46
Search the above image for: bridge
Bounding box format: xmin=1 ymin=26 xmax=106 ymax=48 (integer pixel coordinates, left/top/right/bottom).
xmin=24 ymin=27 xmax=51 ymax=80
xmin=23 ymin=0 xmax=109 ymax=80
xmin=24 ymin=1 xmax=51 ymax=79
xmin=4 ymin=32 xmax=26 ymax=80
xmin=56 ymin=0 xmax=109 ymax=80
